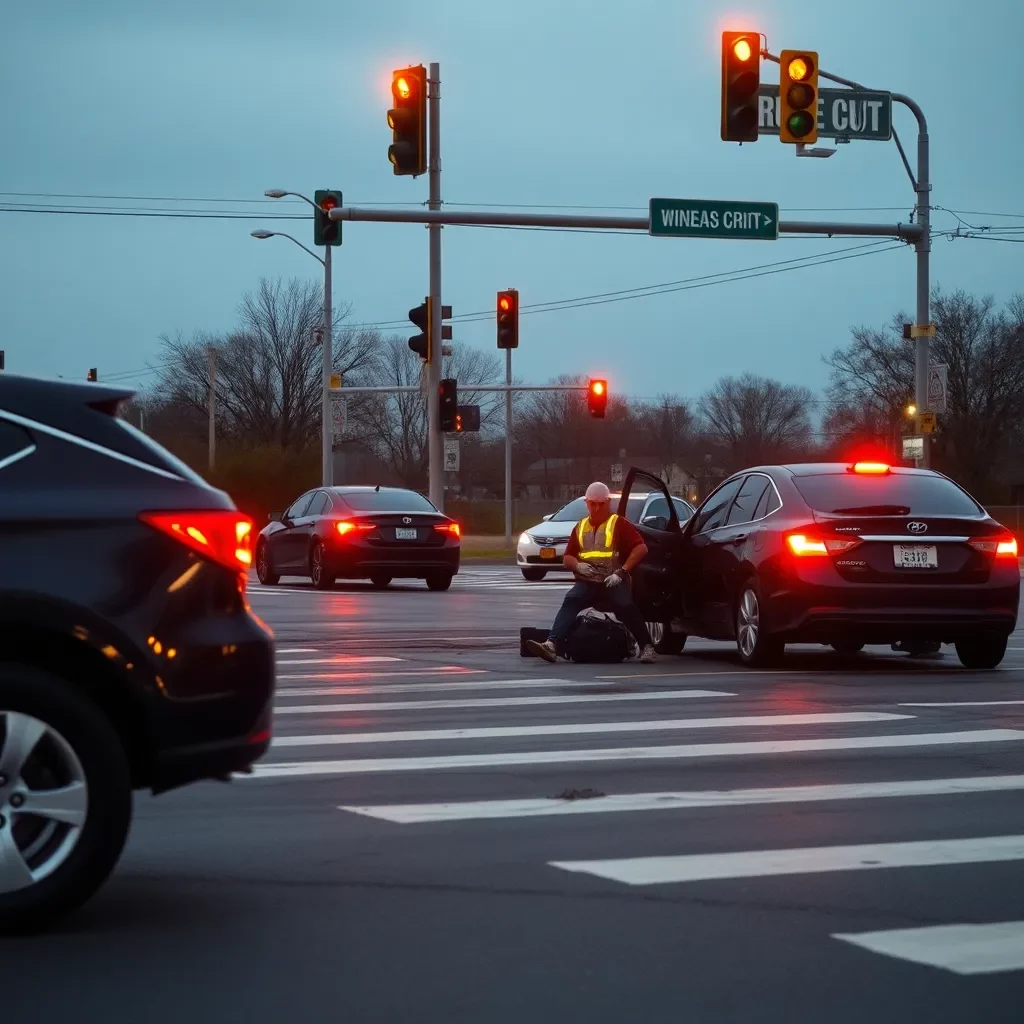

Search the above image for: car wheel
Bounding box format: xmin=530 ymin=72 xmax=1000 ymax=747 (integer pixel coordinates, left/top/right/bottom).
xmin=255 ymin=540 xmax=279 ymax=586
xmin=736 ymin=580 xmax=785 ymax=668
xmin=831 ymin=641 xmax=865 ymax=655
xmin=0 ymin=665 xmax=132 ymax=935
xmin=370 ymin=575 xmax=392 ymax=589
xmin=426 ymin=572 xmax=453 ymax=592
xmin=521 ymin=568 xmax=547 ymax=582
xmin=955 ymin=634 xmax=1008 ymax=670
xmin=310 ymin=541 xmax=334 ymax=590
xmin=648 ymin=621 xmax=687 ymax=655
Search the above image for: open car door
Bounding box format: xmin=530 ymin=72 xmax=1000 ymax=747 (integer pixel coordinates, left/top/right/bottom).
xmin=616 ymin=467 xmax=686 ymax=650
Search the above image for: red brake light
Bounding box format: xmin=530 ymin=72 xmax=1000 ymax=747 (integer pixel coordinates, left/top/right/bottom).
xmin=786 ymin=533 xmax=860 ymax=557
xmin=434 ymin=522 xmax=460 ymax=538
xmin=850 ymin=462 xmax=891 ymax=475
xmin=969 ymin=535 xmax=1019 ymax=559
xmin=336 ymin=521 xmax=375 ymax=538
xmin=140 ymin=510 xmax=253 ymax=574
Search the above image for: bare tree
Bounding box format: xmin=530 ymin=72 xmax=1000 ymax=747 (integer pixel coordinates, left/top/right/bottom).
xmin=148 ymin=277 xmax=376 ymax=450
xmin=698 ymin=373 xmax=814 ymax=470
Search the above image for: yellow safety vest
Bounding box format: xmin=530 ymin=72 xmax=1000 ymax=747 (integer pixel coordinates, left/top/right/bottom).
xmin=575 ymin=514 xmax=620 ymax=574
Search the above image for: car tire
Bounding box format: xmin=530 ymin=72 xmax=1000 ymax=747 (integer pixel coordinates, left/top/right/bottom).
xmin=255 ymin=540 xmax=280 ymax=586
xmin=426 ymin=572 xmax=453 ymax=592
xmin=955 ymin=634 xmax=1008 ymax=670
xmin=831 ymin=641 xmax=865 ymax=655
xmin=370 ymin=575 xmax=392 ymax=589
xmin=310 ymin=541 xmax=334 ymax=590
xmin=0 ymin=664 xmax=132 ymax=935
xmin=735 ymin=579 xmax=785 ymax=668
xmin=521 ymin=568 xmax=547 ymax=582
xmin=649 ymin=621 xmax=687 ymax=655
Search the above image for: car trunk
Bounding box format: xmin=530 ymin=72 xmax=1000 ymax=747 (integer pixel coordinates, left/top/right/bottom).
xmin=348 ymin=512 xmax=450 ymax=548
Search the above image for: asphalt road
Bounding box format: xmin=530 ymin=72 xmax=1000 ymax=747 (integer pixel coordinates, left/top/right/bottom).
xmin=8 ymin=565 xmax=1024 ymax=1022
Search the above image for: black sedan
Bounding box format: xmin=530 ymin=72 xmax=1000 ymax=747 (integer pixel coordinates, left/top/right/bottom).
xmin=255 ymin=485 xmax=461 ymax=591
xmin=618 ymin=463 xmax=1020 ymax=669
xmin=0 ymin=373 xmax=274 ymax=933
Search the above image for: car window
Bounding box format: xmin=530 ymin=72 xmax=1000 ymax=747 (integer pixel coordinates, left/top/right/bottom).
xmin=643 ymin=496 xmax=669 ymax=522
xmin=337 ymin=489 xmax=438 ymax=513
xmin=752 ymin=480 xmax=780 ymax=521
xmin=791 ymin=473 xmax=982 ymax=516
xmin=304 ymin=492 xmax=329 ymax=517
xmin=0 ymin=421 xmax=34 ymax=470
xmin=692 ymin=478 xmax=743 ymax=534
xmin=672 ymin=498 xmax=694 ymax=524
xmin=285 ymin=493 xmax=314 ymax=519
xmin=550 ymin=495 xmax=644 ymax=523
xmin=726 ymin=475 xmax=770 ymax=527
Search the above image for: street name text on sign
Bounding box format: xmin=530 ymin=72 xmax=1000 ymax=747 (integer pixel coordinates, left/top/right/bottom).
xmin=758 ymin=86 xmax=892 ymax=141
xmin=649 ymin=198 xmax=779 ymax=241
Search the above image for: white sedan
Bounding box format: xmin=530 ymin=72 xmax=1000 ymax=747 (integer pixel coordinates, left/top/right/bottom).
xmin=516 ymin=492 xmax=694 ymax=581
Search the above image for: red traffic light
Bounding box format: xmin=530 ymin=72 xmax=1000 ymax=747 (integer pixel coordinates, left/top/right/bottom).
xmin=496 ymin=289 xmax=519 ymax=349
xmin=587 ymin=379 xmax=608 ymax=418
xmin=319 ymin=195 xmax=338 ymax=212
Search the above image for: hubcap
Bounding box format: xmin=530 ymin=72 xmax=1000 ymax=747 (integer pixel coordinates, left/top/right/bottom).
xmin=0 ymin=711 xmax=89 ymax=894
xmin=738 ymin=589 xmax=760 ymax=658
xmin=312 ymin=545 xmax=322 ymax=583
xmin=647 ymin=622 xmax=664 ymax=645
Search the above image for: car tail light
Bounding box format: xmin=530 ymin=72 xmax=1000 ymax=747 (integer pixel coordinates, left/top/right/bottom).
xmin=336 ymin=521 xmax=376 ymax=538
xmin=786 ymin=533 xmax=860 ymax=557
xmin=849 ymin=462 xmax=891 ymax=475
xmin=434 ymin=522 xmax=461 ymax=538
xmin=969 ymin=535 xmax=1019 ymax=559
xmin=139 ymin=510 xmax=254 ymax=573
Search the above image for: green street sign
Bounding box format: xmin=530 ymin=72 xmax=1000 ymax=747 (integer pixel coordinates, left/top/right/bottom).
xmin=758 ymin=86 xmax=892 ymax=141
xmin=649 ymin=198 xmax=779 ymax=241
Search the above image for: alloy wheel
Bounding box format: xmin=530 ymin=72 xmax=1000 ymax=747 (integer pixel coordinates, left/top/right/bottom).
xmin=738 ymin=589 xmax=760 ymax=659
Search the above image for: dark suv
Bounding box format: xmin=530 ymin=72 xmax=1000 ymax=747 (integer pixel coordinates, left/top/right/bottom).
xmin=0 ymin=375 xmax=275 ymax=932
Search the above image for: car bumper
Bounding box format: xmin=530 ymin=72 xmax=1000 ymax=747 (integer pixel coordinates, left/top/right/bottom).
xmin=326 ymin=542 xmax=460 ymax=578
xmin=517 ymin=537 xmax=570 ymax=570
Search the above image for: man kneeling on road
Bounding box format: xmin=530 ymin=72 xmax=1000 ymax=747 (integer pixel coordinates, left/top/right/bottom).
xmin=526 ymin=481 xmax=656 ymax=664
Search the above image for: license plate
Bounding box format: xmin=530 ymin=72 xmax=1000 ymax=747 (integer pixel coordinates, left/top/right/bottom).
xmin=893 ymin=544 xmax=938 ymax=568
xmin=540 ymin=547 xmax=557 ymax=559
xmin=395 ymin=527 xmax=417 ymax=540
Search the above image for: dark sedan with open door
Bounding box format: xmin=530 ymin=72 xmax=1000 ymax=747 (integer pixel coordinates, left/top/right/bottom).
xmin=255 ymin=486 xmax=460 ymax=591
xmin=617 ymin=462 xmax=1020 ymax=669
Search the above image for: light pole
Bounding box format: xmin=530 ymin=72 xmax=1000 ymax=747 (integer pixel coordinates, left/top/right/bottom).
xmin=256 ymin=188 xmax=334 ymax=488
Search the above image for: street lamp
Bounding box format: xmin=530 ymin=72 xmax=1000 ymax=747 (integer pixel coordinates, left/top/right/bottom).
xmin=254 ymin=188 xmax=334 ymax=488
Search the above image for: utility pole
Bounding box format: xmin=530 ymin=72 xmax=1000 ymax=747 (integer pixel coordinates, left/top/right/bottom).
xmin=207 ymin=345 xmax=216 ymax=470
xmin=322 ymin=244 xmax=334 ymax=487
xmin=505 ymin=347 xmax=513 ymax=546
xmin=427 ymin=61 xmax=443 ymax=511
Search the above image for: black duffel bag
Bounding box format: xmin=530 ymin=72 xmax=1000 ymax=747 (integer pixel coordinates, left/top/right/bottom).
xmin=562 ymin=610 xmax=636 ymax=663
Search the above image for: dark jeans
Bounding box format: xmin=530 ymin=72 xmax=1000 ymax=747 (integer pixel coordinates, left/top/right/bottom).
xmin=548 ymin=581 xmax=652 ymax=648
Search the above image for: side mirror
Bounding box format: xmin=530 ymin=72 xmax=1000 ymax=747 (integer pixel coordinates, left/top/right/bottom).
xmin=542 ymin=514 xmax=553 ymax=521
xmin=269 ymin=511 xmax=283 ymax=522
xmin=641 ymin=515 xmax=669 ymax=531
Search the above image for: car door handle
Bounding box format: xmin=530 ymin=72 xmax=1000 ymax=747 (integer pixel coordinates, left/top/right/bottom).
xmin=731 ymin=534 xmax=748 ymax=544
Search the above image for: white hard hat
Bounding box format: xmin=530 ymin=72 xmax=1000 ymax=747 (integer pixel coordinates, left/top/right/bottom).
xmin=585 ymin=481 xmax=611 ymax=501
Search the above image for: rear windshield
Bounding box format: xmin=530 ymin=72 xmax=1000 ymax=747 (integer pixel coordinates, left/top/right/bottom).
xmin=115 ymin=419 xmax=209 ymax=486
xmin=337 ymin=490 xmax=437 ymax=513
xmin=551 ymin=496 xmax=645 ymax=522
xmin=792 ymin=473 xmax=982 ymax=517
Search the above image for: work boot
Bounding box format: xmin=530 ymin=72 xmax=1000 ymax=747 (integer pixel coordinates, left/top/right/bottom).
xmin=526 ymin=639 xmax=558 ymax=664
xmin=640 ymin=644 xmax=656 ymax=664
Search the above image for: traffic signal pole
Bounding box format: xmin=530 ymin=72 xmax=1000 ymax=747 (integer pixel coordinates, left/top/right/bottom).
xmin=323 ymin=243 xmax=334 ymax=486
xmin=427 ymin=62 xmax=444 ymax=510
xmin=505 ymin=347 xmax=512 ymax=546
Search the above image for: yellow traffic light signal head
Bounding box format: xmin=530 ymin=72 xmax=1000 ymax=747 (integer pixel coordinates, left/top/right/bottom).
xmin=496 ymin=289 xmax=519 ymax=349
xmin=779 ymin=49 xmax=819 ymax=144
xmin=387 ymin=65 xmax=427 ymax=176
xmin=721 ymin=30 xmax=761 ymax=143
xmin=393 ymin=75 xmax=412 ymax=100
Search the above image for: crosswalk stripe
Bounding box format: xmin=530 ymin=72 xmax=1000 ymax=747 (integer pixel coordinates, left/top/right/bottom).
xmin=277 ymin=647 xmax=317 ymax=654
xmin=247 ymin=729 xmax=1023 ymax=778
xmin=275 ymin=677 xmax=622 ymax=697
xmin=277 ymin=667 xmax=486 ymax=682
xmin=833 ymin=921 xmax=1024 ymax=975
xmin=272 ymin=711 xmax=910 ymax=748
xmin=549 ymin=834 xmax=1024 ymax=886
xmin=272 ymin=688 xmax=734 ymax=714
xmin=276 ymin=656 xmax=404 ymax=665
xmin=900 ymin=700 xmax=1024 ymax=707
xmin=340 ymin=773 xmax=1024 ymax=824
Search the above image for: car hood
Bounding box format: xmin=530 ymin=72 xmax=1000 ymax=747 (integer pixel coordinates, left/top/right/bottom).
xmin=524 ymin=521 xmax=576 ymax=541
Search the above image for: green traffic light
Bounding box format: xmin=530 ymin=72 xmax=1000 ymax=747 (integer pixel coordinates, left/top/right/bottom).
xmin=786 ymin=111 xmax=815 ymax=138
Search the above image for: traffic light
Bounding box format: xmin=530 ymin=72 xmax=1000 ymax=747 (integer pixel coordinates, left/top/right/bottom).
xmin=87 ymin=368 xmax=97 ymax=382
xmin=779 ymin=50 xmax=819 ymax=143
xmin=313 ymin=190 xmax=343 ymax=246
xmin=408 ymin=299 xmax=431 ymax=361
xmin=496 ymin=289 xmax=519 ymax=349
xmin=588 ymin=379 xmax=607 ymax=418
xmin=721 ymin=31 xmax=761 ymax=143
xmin=0 ymin=351 xmax=4 ymax=371
xmin=439 ymin=378 xmax=458 ymax=432
xmin=456 ymin=405 xmax=480 ymax=432
xmin=388 ymin=66 xmax=427 ymax=177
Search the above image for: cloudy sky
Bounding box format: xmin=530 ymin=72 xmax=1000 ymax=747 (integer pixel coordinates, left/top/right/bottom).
xmin=2 ymin=0 xmax=1022 ymax=405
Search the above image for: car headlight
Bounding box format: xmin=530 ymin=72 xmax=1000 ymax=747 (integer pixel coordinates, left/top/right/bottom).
xmin=519 ymin=533 xmax=532 ymax=545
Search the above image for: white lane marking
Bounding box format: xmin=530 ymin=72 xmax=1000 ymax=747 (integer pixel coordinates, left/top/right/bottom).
xmin=834 ymin=921 xmax=1024 ymax=975
xmin=277 ymin=668 xmax=487 ymax=681
xmin=276 ymin=648 xmax=318 ymax=654
xmin=273 ymin=712 xmax=910 ymax=748
xmin=246 ymin=729 xmax=1023 ymax=779
xmin=900 ymin=700 xmax=1024 ymax=707
xmin=341 ymin=773 xmax=1024 ymax=824
xmin=275 ymin=677 xmax=603 ymax=697
xmin=272 ymin=689 xmax=735 ymax=714
xmin=550 ymin=834 xmax=1024 ymax=887
xmin=276 ymin=656 xmax=404 ymax=665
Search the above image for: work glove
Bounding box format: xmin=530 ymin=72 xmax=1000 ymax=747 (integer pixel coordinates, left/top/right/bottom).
xmin=604 ymin=570 xmax=623 ymax=588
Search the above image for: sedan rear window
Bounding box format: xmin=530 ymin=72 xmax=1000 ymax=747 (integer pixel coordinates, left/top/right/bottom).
xmin=338 ymin=490 xmax=438 ymax=513
xmin=792 ymin=473 xmax=982 ymax=516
